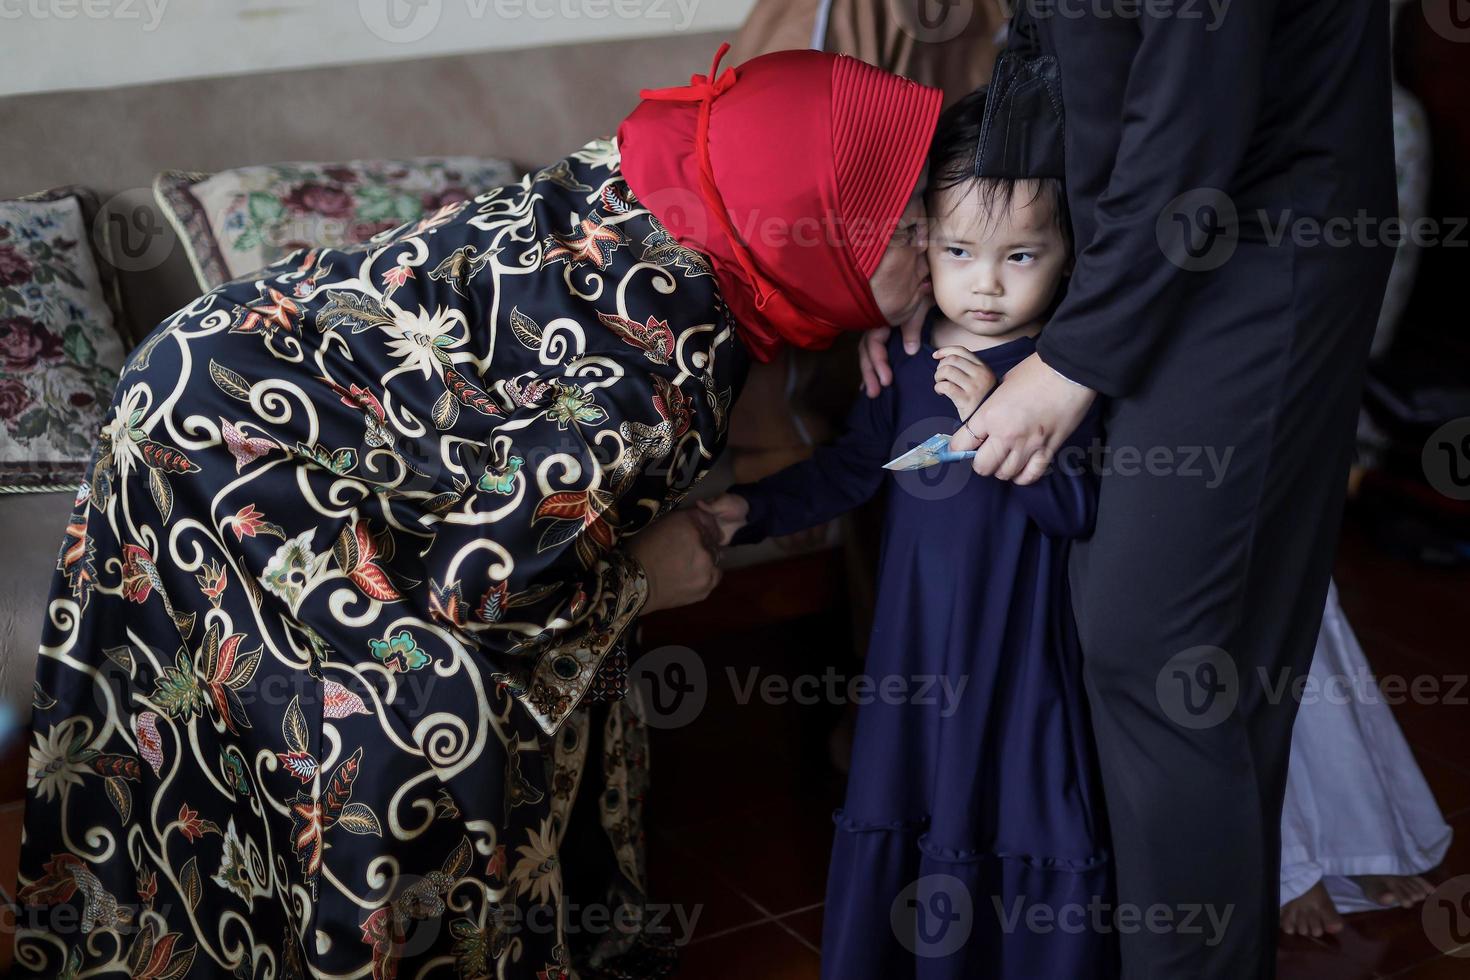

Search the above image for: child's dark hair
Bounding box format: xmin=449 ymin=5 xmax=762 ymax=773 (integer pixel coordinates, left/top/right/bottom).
xmin=927 ymin=87 xmax=1072 ymax=248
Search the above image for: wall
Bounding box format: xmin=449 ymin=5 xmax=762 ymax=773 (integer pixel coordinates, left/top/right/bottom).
xmin=0 ymin=0 xmax=755 ymax=96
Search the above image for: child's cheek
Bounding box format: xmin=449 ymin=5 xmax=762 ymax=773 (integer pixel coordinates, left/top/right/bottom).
xmin=931 ymin=277 xmax=965 ymax=325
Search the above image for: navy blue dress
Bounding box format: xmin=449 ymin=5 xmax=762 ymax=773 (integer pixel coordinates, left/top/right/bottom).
xmin=729 ymin=317 xmax=1118 ymax=979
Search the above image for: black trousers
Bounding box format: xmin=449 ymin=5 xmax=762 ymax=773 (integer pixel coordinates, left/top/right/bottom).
xmin=1067 ymin=239 xmax=1381 ymax=979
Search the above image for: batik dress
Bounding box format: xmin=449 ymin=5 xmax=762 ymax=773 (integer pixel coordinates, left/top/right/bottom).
xmin=17 ymin=138 xmax=746 ymax=979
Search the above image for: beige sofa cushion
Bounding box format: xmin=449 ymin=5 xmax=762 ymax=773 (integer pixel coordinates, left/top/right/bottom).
xmin=1 ymin=188 xmax=127 ymax=490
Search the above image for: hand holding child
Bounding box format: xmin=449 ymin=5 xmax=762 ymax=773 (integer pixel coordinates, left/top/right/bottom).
xmin=697 ymin=493 xmax=750 ymax=547
xmin=932 ymin=346 xmax=997 ymax=422
xmin=627 ymin=509 xmax=723 ymax=613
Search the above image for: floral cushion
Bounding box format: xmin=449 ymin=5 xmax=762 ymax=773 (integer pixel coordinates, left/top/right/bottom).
xmin=154 ymin=156 xmax=520 ymax=290
xmin=0 ymin=187 xmax=128 ymax=491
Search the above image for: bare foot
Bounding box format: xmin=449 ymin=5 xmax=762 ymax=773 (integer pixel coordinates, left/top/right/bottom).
xmin=1281 ymin=881 xmax=1345 ymax=937
xmin=1351 ymin=874 xmax=1435 ymax=909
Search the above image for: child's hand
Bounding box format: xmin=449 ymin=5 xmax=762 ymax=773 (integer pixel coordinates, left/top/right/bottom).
xmin=932 ymin=346 xmax=997 ymax=421
xmin=697 ymin=493 xmax=750 ymax=547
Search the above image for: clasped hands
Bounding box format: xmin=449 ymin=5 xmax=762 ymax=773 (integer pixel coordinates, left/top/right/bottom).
xmin=627 ymin=506 xmax=725 ymax=614
xmin=860 ymin=309 xmax=1097 ymax=485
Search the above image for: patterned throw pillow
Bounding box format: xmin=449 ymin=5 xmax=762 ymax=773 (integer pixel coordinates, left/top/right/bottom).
xmin=0 ymin=187 xmax=128 ymax=492
xmin=154 ymin=157 xmax=520 ymax=290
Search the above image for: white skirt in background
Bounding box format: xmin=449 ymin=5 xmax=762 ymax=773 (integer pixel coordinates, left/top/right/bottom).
xmin=1280 ymin=580 xmax=1454 ymax=912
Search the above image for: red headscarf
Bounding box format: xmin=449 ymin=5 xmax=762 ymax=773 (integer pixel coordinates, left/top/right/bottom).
xmin=617 ymin=45 xmax=943 ymax=363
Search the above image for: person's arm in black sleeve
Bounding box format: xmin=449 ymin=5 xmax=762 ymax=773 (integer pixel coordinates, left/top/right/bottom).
xmin=1034 ymin=2 xmax=1277 ymax=398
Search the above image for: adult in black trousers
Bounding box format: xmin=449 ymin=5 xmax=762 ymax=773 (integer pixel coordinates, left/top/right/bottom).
xmin=862 ymin=0 xmax=1398 ymax=975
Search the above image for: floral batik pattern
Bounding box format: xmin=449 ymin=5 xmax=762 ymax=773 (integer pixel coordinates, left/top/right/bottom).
xmin=18 ymin=138 xmax=746 ymax=979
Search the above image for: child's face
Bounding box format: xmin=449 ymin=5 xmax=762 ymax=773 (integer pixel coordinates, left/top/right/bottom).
xmin=925 ymin=180 xmax=1071 ymax=338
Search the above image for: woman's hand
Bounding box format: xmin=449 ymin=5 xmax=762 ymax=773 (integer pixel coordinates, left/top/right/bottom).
xmin=696 ymin=493 xmax=750 ymax=547
xmin=932 ymin=346 xmax=997 ymax=421
xmin=858 ymin=303 xmax=930 ymax=397
xmin=858 ymin=326 xmax=894 ymax=398
xmin=627 ymin=509 xmax=723 ymax=614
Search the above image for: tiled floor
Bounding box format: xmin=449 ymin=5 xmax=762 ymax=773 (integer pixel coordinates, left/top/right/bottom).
xmin=639 ymin=513 xmax=1470 ymax=978
xmin=0 ymin=513 xmax=1466 ymax=978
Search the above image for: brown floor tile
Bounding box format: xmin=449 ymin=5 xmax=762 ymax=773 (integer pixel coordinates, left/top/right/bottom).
xmin=1311 ymin=904 xmax=1444 ymax=978
xmin=1384 ymin=951 xmax=1470 ymax=978
xmin=1333 ymin=580 xmax=1470 ymax=676
xmin=1333 ymin=527 xmax=1470 ymax=644
xmin=777 ymin=904 xmax=825 ymax=949
xmin=677 ymin=794 xmax=837 ymax=917
xmin=1395 ymin=700 xmax=1470 ymax=771
xmin=1333 ymin=523 xmax=1470 ymax=618
xmin=1408 ymin=746 xmax=1470 ymax=820
xmin=1277 ymin=931 xmax=1381 ymax=980
xmin=1310 ymin=811 xmax=1470 ymax=980
xmin=647 ymin=830 xmax=768 ymax=942
xmin=644 ymin=615 xmax=850 ymax=835
xmin=647 ymin=704 xmax=844 ymax=836
xmin=677 ymin=921 xmax=822 ymax=979
xmin=1427 ymin=811 xmax=1470 ymax=883
xmin=648 ymin=732 xmax=795 ymax=833
xmin=1356 ymin=625 xmax=1451 ymax=682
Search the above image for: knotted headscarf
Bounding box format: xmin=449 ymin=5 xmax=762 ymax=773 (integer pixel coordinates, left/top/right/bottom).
xmin=617 ymin=45 xmax=943 ymax=362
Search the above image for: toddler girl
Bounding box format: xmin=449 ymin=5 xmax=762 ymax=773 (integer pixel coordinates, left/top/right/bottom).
xmin=701 ymin=89 xmax=1117 ymax=979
